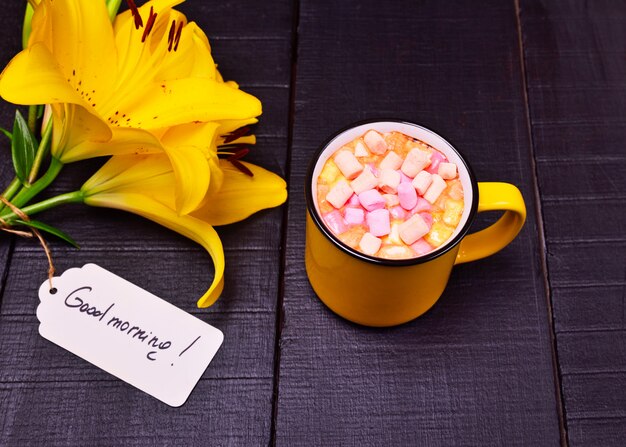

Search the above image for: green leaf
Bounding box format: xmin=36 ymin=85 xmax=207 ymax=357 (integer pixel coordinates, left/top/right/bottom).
xmin=0 ymin=128 xmax=11 ymax=140
xmin=11 ymin=110 xmax=38 ymax=185
xmin=36 ymin=105 xmax=45 ymax=120
xmin=15 ymin=219 xmax=80 ymax=249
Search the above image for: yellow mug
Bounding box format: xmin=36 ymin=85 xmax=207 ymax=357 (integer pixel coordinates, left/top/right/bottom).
xmin=305 ymin=120 xmax=526 ymax=327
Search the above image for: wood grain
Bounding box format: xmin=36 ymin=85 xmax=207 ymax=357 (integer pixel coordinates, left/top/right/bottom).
xmin=275 ymin=0 xmax=561 ymax=445
xmin=519 ymin=0 xmax=626 ymax=444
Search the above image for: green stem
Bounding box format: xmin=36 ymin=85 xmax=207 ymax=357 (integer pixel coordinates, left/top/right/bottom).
xmin=10 ymin=157 xmax=64 ymax=209
xmin=28 ymin=118 xmax=53 ymax=184
xmin=0 ymin=190 xmax=84 ymax=223
xmin=27 ymin=105 xmax=37 ymax=135
xmin=0 ymin=177 xmax=22 ymax=214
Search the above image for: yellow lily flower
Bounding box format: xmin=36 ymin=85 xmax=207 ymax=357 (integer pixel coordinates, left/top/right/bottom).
xmin=81 ymin=154 xmax=287 ymax=307
xmin=0 ymin=0 xmax=262 ymax=213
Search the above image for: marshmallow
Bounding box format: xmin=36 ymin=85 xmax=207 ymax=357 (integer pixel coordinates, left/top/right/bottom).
xmin=323 ymin=210 xmax=348 ymax=235
xmin=379 ymin=151 xmax=403 ymax=171
xmin=334 ymin=150 xmax=364 ymax=180
xmin=354 ymin=141 xmax=369 ymax=157
xmin=426 ymin=150 xmax=446 ymax=174
xmin=358 ymin=189 xmax=386 ymax=211
xmin=418 ymin=212 xmax=433 ymax=229
xmin=411 ymin=197 xmax=432 ymax=214
xmin=359 ymin=232 xmax=382 ymax=256
xmin=389 ymin=206 xmax=407 ymax=220
xmin=366 ymin=209 xmax=391 ymax=237
xmin=401 ymin=148 xmax=431 ymax=178
xmin=326 ymin=180 xmax=354 ymax=209
xmin=398 ymin=170 xmax=412 ymax=184
xmin=344 ymin=207 xmax=365 ymax=225
xmin=347 ymin=193 xmax=360 ymax=207
xmin=412 ymin=170 xmax=433 ymax=195
xmin=438 ymin=162 xmax=457 ymax=179
xmin=423 ymin=174 xmax=447 ymax=204
xmin=363 ymin=130 xmax=388 ymax=154
xmin=350 ymin=167 xmax=379 ymax=194
xmin=383 ymin=194 xmax=400 ymax=207
xmin=397 ymin=182 xmax=418 ymax=210
xmin=399 ymin=214 xmax=430 ymax=245
xmin=410 ymin=238 xmax=434 ymax=256
xmin=378 ymin=168 xmax=401 ymax=194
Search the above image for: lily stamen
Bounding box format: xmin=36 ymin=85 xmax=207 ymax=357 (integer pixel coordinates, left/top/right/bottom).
xmin=230 ymin=159 xmax=254 ymax=177
xmin=167 ymin=20 xmax=176 ymax=52
xmin=174 ymin=21 xmax=184 ymax=51
xmin=227 ymin=148 xmax=250 ymax=161
xmin=141 ymin=7 xmax=157 ymax=43
xmin=126 ymin=0 xmax=144 ymax=29
xmin=223 ymin=126 xmax=251 ymax=144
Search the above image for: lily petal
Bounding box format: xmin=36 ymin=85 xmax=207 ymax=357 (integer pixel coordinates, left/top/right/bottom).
xmin=0 ymin=43 xmax=84 ymax=105
xmin=164 ymin=144 xmax=211 ymax=214
xmin=85 ymin=192 xmax=225 ymax=307
xmin=193 ymin=160 xmax=287 ymax=226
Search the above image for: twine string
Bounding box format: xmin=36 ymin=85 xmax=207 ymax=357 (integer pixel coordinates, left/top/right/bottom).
xmin=0 ymin=196 xmax=55 ymax=288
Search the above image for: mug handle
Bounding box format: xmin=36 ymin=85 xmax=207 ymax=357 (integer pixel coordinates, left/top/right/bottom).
xmin=454 ymin=182 xmax=526 ymax=265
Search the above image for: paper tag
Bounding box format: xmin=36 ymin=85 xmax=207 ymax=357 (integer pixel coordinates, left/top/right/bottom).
xmin=36 ymin=263 xmax=223 ymax=407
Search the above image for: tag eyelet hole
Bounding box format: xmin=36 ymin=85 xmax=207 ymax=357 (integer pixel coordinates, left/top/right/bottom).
xmin=50 ymin=288 xmax=57 ymax=295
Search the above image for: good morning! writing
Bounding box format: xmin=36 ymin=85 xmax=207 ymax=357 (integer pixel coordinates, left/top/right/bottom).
xmin=62 ymin=286 xmax=200 ymax=362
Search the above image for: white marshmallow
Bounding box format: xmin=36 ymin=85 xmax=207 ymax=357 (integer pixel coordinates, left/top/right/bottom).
xmin=378 ymin=168 xmax=401 ymax=194
xmin=326 ymin=180 xmax=353 ymax=209
xmin=398 ymin=214 xmax=430 ymax=245
xmin=438 ymin=162 xmax=457 ymax=179
xmin=401 ymin=148 xmax=431 ymax=178
xmin=354 ymin=141 xmax=369 ymax=157
xmin=359 ymin=232 xmax=382 ymax=256
xmin=379 ymin=151 xmax=403 ymax=171
xmin=383 ymin=194 xmax=400 ymax=207
xmin=412 ymin=170 xmax=433 ymax=195
xmin=423 ymin=174 xmax=447 ymax=204
xmin=350 ymin=167 xmax=379 ymax=194
xmin=363 ymin=130 xmax=388 ymax=155
xmin=334 ymin=150 xmax=364 ymax=180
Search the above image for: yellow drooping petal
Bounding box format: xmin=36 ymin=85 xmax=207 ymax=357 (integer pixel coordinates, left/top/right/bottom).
xmin=0 ymin=43 xmax=84 ymax=105
xmin=115 ymin=78 xmax=262 ymax=128
xmin=29 ymin=0 xmax=117 ymax=104
xmin=193 ymin=161 xmax=287 ymax=226
xmin=84 ymin=192 xmax=224 ymax=307
xmin=163 ymin=144 xmax=211 ymax=214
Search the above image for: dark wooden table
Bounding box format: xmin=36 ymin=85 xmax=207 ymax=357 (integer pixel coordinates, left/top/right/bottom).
xmin=1 ymin=0 xmax=625 ymax=445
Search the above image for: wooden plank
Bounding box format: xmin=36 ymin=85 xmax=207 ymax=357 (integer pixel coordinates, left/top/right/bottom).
xmin=519 ymin=0 xmax=626 ymax=444
xmin=0 ymin=378 xmax=273 ymax=446
xmin=276 ymin=0 xmax=561 ymax=445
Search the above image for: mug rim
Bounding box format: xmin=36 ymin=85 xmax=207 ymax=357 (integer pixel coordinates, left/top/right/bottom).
xmin=305 ymin=118 xmax=479 ymax=266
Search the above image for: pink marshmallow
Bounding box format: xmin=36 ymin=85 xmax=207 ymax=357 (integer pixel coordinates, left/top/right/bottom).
xmin=398 ymin=170 xmax=412 ymax=184
xmin=358 ymin=189 xmax=386 ymax=211
xmin=366 ymin=163 xmax=379 ymax=177
xmin=389 ymin=206 xmax=407 ymax=220
xmin=334 ymin=150 xmax=364 ymax=180
xmin=350 ymin=168 xmax=378 ymax=194
xmin=383 ymin=194 xmax=400 ymax=207
xmin=366 ymin=209 xmax=391 ymax=237
xmin=410 ymin=238 xmax=434 ymax=256
xmin=426 ymin=150 xmax=446 ymax=174
xmin=423 ymin=174 xmax=447 ymax=204
xmin=359 ymin=232 xmax=382 ymax=256
xmin=363 ymin=130 xmax=388 ymax=154
xmin=347 ymin=194 xmax=360 ymax=206
xmin=344 ymin=207 xmax=365 ymax=225
xmin=379 ymin=151 xmax=403 ymax=171
xmin=411 ymin=197 xmax=432 ymax=214
xmin=397 ymin=182 xmax=418 ymax=210
xmin=323 ymin=210 xmax=348 ymax=235
xmin=326 ymin=180 xmax=353 ymax=209
xmin=378 ymin=168 xmax=401 ymax=194
xmin=412 ymin=170 xmax=433 ymax=195
xmin=399 ymin=214 xmax=430 ymax=245
xmin=401 ymin=148 xmax=431 ymax=178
